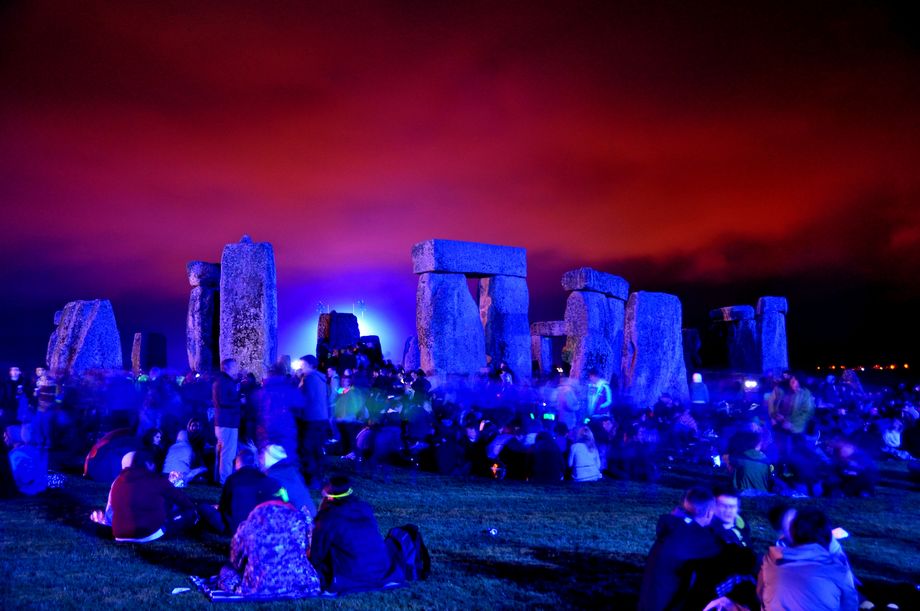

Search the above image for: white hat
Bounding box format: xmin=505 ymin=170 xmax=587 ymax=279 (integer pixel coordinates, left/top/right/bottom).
xmin=261 ymin=444 xmax=287 ymax=470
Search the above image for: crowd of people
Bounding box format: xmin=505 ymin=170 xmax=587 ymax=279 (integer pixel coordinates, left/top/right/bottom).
xmin=2 ymin=351 xmax=919 ymax=497
xmin=1 ymin=347 xmax=918 ymax=602
xmin=640 ymin=486 xmax=860 ymax=610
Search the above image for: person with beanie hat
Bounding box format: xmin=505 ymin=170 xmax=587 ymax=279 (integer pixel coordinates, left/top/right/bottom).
xmin=260 ymin=444 xmax=315 ymax=517
xmin=308 ymin=475 xmax=404 ymax=593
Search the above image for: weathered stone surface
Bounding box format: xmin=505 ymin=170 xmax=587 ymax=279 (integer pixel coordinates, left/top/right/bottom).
xmin=479 ymin=275 xmax=530 ymax=379
xmin=402 ymin=336 xmax=420 ymax=372
xmin=561 ymin=268 xmax=629 ymax=300
xmin=532 ymin=336 xmax=553 ymax=377
xmin=757 ymin=296 xmax=788 ymax=315
xmin=187 ymin=261 xmax=220 ymax=287
xmin=564 ymin=290 xmax=622 ymax=382
xmin=360 ymin=335 xmax=383 ymax=362
xmin=316 ymin=312 xmax=361 ymax=352
xmin=530 ymin=320 xmax=569 ymax=337
xmin=412 ymin=239 xmax=527 ymax=277
xmin=709 ymin=305 xmax=756 ymax=321
xmin=219 ymin=237 xmax=278 ymax=380
xmin=757 ymin=296 xmax=789 ymax=373
xmin=45 ymin=310 xmax=63 ymax=368
xmin=621 ymin=291 xmax=689 ymax=408
xmin=709 ymin=305 xmax=759 ymax=371
xmin=729 ymin=319 xmax=760 ymax=372
xmin=131 ymin=332 xmax=167 ymax=374
xmin=187 ymin=285 xmax=219 ymax=372
xmin=48 ymin=300 xmax=123 ymax=374
xmin=416 ymin=272 xmax=486 ymax=376
xmin=682 ymin=328 xmax=702 ymax=372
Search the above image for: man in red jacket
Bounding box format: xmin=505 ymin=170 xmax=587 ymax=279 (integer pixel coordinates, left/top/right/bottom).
xmin=110 ymin=450 xmax=197 ymax=542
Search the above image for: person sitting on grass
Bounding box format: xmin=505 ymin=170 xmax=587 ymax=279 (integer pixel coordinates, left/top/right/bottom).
xmin=639 ymin=486 xmax=722 ymax=611
xmin=709 ymin=488 xmax=752 ymax=548
xmin=568 ymin=425 xmax=602 ymax=482
xmin=308 ymin=475 xmax=404 ymax=593
xmin=529 ymin=430 xmax=565 ymax=483
xmin=261 ymin=444 xmax=316 ymax=517
xmin=162 ymin=429 xmax=208 ymax=486
xmin=4 ymin=424 xmax=46 ymax=496
xmin=758 ymin=507 xmax=858 ymax=611
xmin=216 ymin=448 xmax=284 ymax=534
xmin=727 ymin=430 xmax=773 ymax=494
xmin=108 ymin=449 xmax=198 ymax=543
xmin=217 ymin=499 xmax=322 ymax=598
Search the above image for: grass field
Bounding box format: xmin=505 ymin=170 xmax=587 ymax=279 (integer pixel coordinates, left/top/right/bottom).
xmin=1 ymin=459 xmax=918 ymax=610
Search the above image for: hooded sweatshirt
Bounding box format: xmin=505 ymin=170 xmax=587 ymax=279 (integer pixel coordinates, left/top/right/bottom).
xmin=758 ymin=543 xmax=858 ymax=611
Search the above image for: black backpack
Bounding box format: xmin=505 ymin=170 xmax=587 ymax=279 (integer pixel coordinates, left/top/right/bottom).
xmin=386 ymin=523 xmax=431 ymax=581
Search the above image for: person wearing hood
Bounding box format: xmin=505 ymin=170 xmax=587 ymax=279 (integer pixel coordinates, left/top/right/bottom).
xmin=639 ymin=487 xmax=722 ymax=611
xmin=162 ymin=430 xmax=208 ymax=484
xmin=261 ymin=444 xmax=316 ymax=517
xmin=217 ymin=499 xmax=322 ymax=597
xmin=308 ymin=475 xmax=404 ymax=593
xmin=758 ymin=507 xmax=858 ymax=611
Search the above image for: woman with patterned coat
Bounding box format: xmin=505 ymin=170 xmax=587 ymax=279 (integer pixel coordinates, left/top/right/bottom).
xmin=218 ymin=500 xmax=321 ymax=597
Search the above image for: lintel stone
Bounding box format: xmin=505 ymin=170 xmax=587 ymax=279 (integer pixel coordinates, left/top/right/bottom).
xmin=530 ymin=320 xmax=569 ymax=337
xmin=709 ymin=305 xmax=756 ymax=322
xmin=561 ymin=267 xmax=629 ymax=300
xmin=412 ymin=239 xmax=527 ymax=277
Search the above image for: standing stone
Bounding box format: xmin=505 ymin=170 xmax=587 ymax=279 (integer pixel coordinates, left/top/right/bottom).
xmin=412 ymin=239 xmax=528 ymax=380
xmin=757 ymin=296 xmax=789 ymax=374
xmin=48 ymin=300 xmax=123 ymax=374
xmin=131 ymin=332 xmax=167 ymax=375
xmin=606 ymin=296 xmax=627 ymax=386
xmin=530 ymin=321 xmax=568 ymax=377
xmin=561 ymin=269 xmax=628 ymax=383
xmin=621 ymin=291 xmax=689 ymax=409
xmin=564 ymin=290 xmax=616 ymax=382
xmin=316 ymin=312 xmax=361 ymax=354
xmin=186 ymin=261 xmax=220 ymax=372
xmin=479 ymin=275 xmax=530 ymax=379
xmin=360 ymin=335 xmax=383 ymax=363
xmin=682 ymin=328 xmax=702 ymax=372
xmin=45 ymin=310 xmax=63 ymax=368
xmin=416 ymin=272 xmax=486 ymax=376
xmin=219 ymin=236 xmax=278 ymax=380
xmin=709 ymin=305 xmax=759 ymax=372
xmin=532 ymin=335 xmax=553 ymax=377
xmin=402 ymin=336 xmax=421 ymax=372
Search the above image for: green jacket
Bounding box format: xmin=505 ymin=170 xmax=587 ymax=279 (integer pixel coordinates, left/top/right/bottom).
xmin=732 ymin=449 xmax=772 ymax=492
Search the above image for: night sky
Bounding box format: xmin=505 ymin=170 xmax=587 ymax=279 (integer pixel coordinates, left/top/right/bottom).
xmin=2 ymin=1 xmax=919 ymax=371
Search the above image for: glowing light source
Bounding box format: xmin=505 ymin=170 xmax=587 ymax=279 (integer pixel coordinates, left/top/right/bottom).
xmin=743 ymin=379 xmax=758 ymax=390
